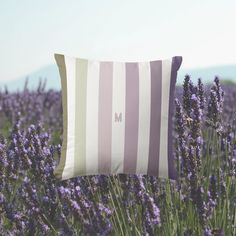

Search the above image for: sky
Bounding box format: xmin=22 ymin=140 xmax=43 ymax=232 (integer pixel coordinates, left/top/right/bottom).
xmin=1 ymin=0 xmax=236 ymax=81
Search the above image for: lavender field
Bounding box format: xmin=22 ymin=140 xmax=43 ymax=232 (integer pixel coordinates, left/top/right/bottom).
xmin=0 ymin=76 xmax=236 ymax=235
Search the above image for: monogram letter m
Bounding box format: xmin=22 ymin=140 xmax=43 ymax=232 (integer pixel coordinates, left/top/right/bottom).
xmin=115 ymin=112 xmax=122 ymax=122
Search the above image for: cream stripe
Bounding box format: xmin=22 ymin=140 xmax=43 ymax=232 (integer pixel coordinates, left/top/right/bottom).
xmin=158 ymin=59 xmax=172 ymax=178
xmin=111 ymin=62 xmax=126 ymax=173
xmin=62 ymin=56 xmax=76 ymax=180
xmin=136 ymin=62 xmax=151 ymax=173
xmin=74 ymin=59 xmax=88 ymax=176
xmin=85 ymin=60 xmax=99 ymax=174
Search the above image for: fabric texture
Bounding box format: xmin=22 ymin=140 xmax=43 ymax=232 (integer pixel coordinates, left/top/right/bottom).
xmin=53 ymin=54 xmax=182 ymax=181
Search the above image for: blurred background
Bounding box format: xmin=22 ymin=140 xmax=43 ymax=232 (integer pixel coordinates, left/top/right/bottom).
xmin=0 ymin=0 xmax=236 ymax=91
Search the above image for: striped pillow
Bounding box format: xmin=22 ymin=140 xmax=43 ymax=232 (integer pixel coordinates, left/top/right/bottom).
xmin=53 ymin=54 xmax=182 ymax=181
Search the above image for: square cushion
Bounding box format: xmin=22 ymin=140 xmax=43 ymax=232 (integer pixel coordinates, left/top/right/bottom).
xmin=53 ymin=54 xmax=182 ymax=181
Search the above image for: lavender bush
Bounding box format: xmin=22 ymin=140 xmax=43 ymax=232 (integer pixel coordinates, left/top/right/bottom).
xmin=0 ymin=76 xmax=236 ymax=235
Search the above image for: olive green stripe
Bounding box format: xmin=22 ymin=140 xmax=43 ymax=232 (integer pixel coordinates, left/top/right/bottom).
xmin=74 ymin=59 xmax=88 ymax=175
xmin=53 ymin=54 xmax=68 ymax=180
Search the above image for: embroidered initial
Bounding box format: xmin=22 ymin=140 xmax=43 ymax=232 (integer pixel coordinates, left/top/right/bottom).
xmin=115 ymin=112 xmax=122 ymax=122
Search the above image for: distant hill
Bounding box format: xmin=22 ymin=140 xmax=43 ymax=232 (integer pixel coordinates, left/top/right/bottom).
xmin=177 ymin=64 xmax=236 ymax=85
xmin=0 ymin=64 xmax=61 ymax=92
xmin=0 ymin=64 xmax=236 ymax=92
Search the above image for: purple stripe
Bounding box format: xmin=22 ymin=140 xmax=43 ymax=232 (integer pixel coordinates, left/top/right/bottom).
xmin=123 ymin=62 xmax=139 ymax=173
xmin=98 ymin=61 xmax=113 ymax=174
xmin=168 ymin=56 xmax=183 ymax=180
xmin=147 ymin=61 xmax=162 ymax=176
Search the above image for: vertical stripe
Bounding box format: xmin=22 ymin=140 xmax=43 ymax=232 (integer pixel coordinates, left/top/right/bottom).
xmin=53 ymin=54 xmax=68 ymax=180
xmin=111 ymin=62 xmax=126 ymax=173
xmin=158 ymin=60 xmax=172 ymax=178
xmin=123 ymin=62 xmax=139 ymax=173
xmin=168 ymin=56 xmax=182 ymax=180
xmin=74 ymin=59 xmax=88 ymax=176
xmin=86 ymin=60 xmax=99 ymax=174
xmin=147 ymin=61 xmax=162 ymax=176
xmin=61 ymin=56 xmax=76 ymax=179
xmin=98 ymin=61 xmax=113 ymax=173
xmin=136 ymin=62 xmax=151 ymax=174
